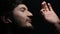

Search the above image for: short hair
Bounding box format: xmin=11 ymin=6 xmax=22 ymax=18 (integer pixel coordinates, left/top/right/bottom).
xmin=0 ymin=0 xmax=29 ymax=24
xmin=0 ymin=0 xmax=26 ymax=16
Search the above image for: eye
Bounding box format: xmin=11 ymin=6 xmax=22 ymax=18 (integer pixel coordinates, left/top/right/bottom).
xmin=20 ymin=7 xmax=26 ymax=12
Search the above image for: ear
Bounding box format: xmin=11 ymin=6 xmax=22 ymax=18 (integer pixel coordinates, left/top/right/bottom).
xmin=0 ymin=16 xmax=12 ymax=23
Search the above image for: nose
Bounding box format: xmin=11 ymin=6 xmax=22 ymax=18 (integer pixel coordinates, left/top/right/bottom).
xmin=27 ymin=11 xmax=33 ymax=16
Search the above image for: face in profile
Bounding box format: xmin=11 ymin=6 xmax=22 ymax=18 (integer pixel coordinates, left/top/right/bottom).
xmin=12 ymin=4 xmax=33 ymax=27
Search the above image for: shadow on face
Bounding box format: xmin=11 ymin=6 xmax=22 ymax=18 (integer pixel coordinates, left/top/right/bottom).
xmin=12 ymin=4 xmax=33 ymax=27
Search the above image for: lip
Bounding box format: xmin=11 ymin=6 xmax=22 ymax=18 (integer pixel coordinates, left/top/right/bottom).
xmin=26 ymin=18 xmax=32 ymax=23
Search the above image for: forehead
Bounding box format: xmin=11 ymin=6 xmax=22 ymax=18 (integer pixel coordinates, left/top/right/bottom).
xmin=17 ymin=4 xmax=28 ymax=9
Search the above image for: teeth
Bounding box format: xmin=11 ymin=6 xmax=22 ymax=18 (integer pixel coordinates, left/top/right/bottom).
xmin=26 ymin=18 xmax=32 ymax=23
xmin=29 ymin=20 xmax=31 ymax=23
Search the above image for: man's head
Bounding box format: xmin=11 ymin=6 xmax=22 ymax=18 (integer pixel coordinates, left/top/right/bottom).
xmin=13 ymin=4 xmax=33 ymax=27
xmin=0 ymin=0 xmax=33 ymax=27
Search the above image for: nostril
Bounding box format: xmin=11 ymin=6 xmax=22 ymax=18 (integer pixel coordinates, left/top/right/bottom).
xmin=28 ymin=16 xmax=32 ymax=18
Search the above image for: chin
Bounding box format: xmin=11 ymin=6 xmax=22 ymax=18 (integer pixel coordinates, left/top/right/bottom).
xmin=21 ymin=23 xmax=33 ymax=28
xmin=26 ymin=23 xmax=33 ymax=27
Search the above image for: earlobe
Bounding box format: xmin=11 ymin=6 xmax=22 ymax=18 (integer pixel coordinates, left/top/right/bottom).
xmin=7 ymin=18 xmax=12 ymax=23
xmin=0 ymin=16 xmax=12 ymax=23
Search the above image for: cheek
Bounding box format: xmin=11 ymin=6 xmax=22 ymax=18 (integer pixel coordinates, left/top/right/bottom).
xmin=13 ymin=11 xmax=26 ymax=23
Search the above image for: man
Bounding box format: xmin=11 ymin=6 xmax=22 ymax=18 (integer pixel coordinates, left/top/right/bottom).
xmin=0 ymin=0 xmax=60 ymax=34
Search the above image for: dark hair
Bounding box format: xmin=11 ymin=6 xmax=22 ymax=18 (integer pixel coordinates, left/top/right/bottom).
xmin=0 ymin=0 xmax=26 ymax=16
xmin=0 ymin=0 xmax=28 ymax=23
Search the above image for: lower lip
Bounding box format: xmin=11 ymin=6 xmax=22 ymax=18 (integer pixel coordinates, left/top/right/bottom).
xmin=26 ymin=21 xmax=32 ymax=23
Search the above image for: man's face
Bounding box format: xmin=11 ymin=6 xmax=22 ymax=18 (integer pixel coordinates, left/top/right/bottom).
xmin=12 ymin=4 xmax=33 ymax=27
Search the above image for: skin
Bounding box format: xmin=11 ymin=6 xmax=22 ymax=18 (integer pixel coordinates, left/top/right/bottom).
xmin=41 ymin=1 xmax=60 ymax=23
xmin=12 ymin=4 xmax=33 ymax=27
xmin=41 ymin=1 xmax=60 ymax=33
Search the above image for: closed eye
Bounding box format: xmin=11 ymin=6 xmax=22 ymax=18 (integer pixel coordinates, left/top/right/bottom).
xmin=20 ymin=7 xmax=26 ymax=12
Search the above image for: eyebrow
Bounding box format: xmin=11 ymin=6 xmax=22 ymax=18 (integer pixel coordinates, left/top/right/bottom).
xmin=20 ymin=7 xmax=27 ymax=10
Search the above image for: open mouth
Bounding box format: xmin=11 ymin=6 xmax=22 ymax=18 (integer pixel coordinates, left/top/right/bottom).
xmin=26 ymin=18 xmax=32 ymax=23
